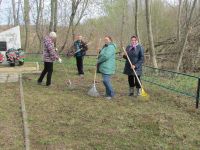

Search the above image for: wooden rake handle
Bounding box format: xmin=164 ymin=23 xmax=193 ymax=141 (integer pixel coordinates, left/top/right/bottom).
xmin=94 ymin=38 xmax=101 ymax=85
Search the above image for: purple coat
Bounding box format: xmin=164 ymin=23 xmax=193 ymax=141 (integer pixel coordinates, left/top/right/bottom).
xmin=43 ymin=36 xmax=59 ymax=62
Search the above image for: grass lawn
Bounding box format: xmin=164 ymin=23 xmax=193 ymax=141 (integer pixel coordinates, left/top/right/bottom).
xmin=0 ymin=57 xmax=200 ymax=149
xmin=0 ymin=82 xmax=24 ymax=150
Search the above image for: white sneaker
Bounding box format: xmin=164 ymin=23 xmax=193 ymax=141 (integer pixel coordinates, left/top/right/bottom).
xmin=105 ymin=97 xmax=112 ymax=100
xmin=79 ymin=74 xmax=84 ymax=78
xmin=136 ymin=88 xmax=142 ymax=96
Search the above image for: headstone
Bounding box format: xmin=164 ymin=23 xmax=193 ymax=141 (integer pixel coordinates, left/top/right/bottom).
xmin=0 ymin=26 xmax=21 ymax=64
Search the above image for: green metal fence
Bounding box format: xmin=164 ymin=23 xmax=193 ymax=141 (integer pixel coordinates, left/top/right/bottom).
xmin=25 ymin=53 xmax=200 ymax=108
xmin=116 ymin=58 xmax=200 ymax=108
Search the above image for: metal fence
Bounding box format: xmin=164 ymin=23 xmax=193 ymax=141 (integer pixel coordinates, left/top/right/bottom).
xmin=24 ymin=53 xmax=200 ymax=108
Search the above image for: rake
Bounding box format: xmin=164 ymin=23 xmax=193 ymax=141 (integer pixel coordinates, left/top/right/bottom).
xmin=87 ymin=39 xmax=101 ymax=97
xmin=122 ymin=47 xmax=149 ymax=99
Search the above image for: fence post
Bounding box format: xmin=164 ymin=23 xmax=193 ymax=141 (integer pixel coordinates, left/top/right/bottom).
xmin=196 ymin=78 xmax=200 ymax=109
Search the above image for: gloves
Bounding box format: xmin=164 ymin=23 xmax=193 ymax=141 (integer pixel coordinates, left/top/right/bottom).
xmin=58 ymin=58 xmax=62 ymax=63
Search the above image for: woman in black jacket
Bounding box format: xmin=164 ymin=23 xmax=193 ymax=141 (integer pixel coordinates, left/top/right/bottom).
xmin=123 ymin=36 xmax=144 ymax=96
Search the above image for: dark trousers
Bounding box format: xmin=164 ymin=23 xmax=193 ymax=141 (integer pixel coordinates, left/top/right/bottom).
xmin=128 ymin=75 xmax=141 ymax=88
xmin=38 ymin=62 xmax=53 ymax=86
xmin=76 ymin=56 xmax=84 ymax=75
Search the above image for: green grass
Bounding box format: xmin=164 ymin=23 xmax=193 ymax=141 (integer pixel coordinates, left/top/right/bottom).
xmin=1 ymin=57 xmax=200 ymax=149
xmin=0 ymin=82 xmax=24 ymax=150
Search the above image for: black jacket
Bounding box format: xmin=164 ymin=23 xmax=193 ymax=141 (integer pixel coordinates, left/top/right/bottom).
xmin=123 ymin=44 xmax=144 ymax=76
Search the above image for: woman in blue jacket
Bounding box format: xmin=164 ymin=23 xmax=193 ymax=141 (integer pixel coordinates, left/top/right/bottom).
xmin=97 ymin=36 xmax=116 ymax=100
xmin=123 ymin=36 xmax=144 ymax=96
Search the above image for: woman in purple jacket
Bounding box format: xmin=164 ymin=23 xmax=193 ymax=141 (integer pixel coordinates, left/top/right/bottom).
xmin=37 ymin=32 xmax=62 ymax=86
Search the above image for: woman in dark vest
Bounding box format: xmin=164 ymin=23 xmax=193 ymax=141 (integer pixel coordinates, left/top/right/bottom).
xmin=123 ymin=36 xmax=144 ymax=96
xmin=73 ymin=34 xmax=88 ymax=77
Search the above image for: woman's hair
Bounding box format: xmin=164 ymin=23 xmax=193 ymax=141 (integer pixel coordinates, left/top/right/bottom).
xmin=49 ymin=32 xmax=57 ymax=38
xmin=105 ymin=36 xmax=113 ymax=42
xmin=131 ymin=35 xmax=138 ymax=40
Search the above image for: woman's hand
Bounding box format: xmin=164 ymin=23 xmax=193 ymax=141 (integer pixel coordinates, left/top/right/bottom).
xmin=131 ymin=65 xmax=135 ymax=70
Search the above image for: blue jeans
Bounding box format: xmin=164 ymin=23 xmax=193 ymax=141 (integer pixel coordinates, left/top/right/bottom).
xmin=102 ymin=74 xmax=115 ymax=97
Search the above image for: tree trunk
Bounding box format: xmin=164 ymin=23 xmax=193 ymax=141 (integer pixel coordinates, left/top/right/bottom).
xmin=54 ymin=0 xmax=58 ymax=32
xmin=12 ymin=0 xmax=17 ymax=26
xmin=24 ymin=0 xmax=30 ymax=51
xmin=49 ymin=0 xmax=54 ymax=32
xmin=16 ymin=0 xmax=21 ymax=25
xmin=195 ymin=47 xmax=200 ymax=66
xmin=176 ymin=0 xmax=197 ymax=72
xmin=120 ymin=0 xmax=126 ymax=50
xmin=36 ymin=0 xmax=43 ymax=50
xmin=177 ymin=0 xmax=182 ymax=43
xmin=134 ymin=0 xmax=140 ymax=41
xmin=193 ymin=46 xmax=200 ymax=70
xmin=72 ymin=0 xmax=89 ymax=41
xmin=60 ymin=0 xmax=82 ymax=52
xmin=145 ymin=0 xmax=158 ymax=68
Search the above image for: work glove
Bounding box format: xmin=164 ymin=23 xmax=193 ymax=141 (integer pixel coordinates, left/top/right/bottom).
xmin=58 ymin=58 xmax=62 ymax=63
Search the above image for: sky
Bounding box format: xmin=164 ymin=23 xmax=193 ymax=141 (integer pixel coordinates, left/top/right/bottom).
xmin=0 ymin=0 xmax=177 ymax=25
xmin=0 ymin=0 xmax=12 ymax=25
xmin=0 ymin=0 xmax=105 ymax=25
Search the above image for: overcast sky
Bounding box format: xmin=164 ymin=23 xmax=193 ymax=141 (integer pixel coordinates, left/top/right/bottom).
xmin=0 ymin=0 xmax=177 ymax=25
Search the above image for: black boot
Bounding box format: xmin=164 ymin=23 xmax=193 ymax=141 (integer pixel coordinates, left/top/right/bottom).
xmin=129 ymin=87 xmax=134 ymax=96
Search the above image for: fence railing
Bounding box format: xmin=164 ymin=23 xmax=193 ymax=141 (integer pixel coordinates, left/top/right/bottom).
xmin=24 ymin=53 xmax=200 ymax=108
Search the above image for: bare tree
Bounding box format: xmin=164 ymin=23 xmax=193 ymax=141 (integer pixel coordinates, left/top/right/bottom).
xmin=35 ymin=0 xmax=44 ymax=51
xmin=72 ymin=0 xmax=89 ymax=41
xmin=134 ymin=0 xmax=140 ymax=41
xmin=119 ymin=0 xmax=127 ymax=50
xmin=177 ymin=0 xmax=182 ymax=43
xmin=193 ymin=46 xmax=200 ymax=69
xmin=12 ymin=0 xmax=17 ymax=26
xmin=54 ymin=0 xmax=58 ymax=32
xmin=24 ymin=0 xmax=30 ymax=51
xmin=145 ymin=0 xmax=158 ymax=68
xmin=60 ymin=0 xmax=80 ymax=51
xmin=176 ymin=0 xmax=197 ymax=72
xmin=49 ymin=0 xmax=58 ymax=47
xmin=49 ymin=0 xmax=57 ymax=32
xmin=60 ymin=0 xmax=89 ymax=52
xmin=49 ymin=0 xmax=54 ymax=32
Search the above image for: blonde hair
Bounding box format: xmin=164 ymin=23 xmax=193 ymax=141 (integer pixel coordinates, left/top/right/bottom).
xmin=49 ymin=32 xmax=57 ymax=39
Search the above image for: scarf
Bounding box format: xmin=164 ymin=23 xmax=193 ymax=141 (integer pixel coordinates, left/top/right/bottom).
xmin=128 ymin=43 xmax=138 ymax=51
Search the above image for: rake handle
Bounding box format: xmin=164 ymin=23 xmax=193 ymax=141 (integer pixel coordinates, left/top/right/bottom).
xmin=122 ymin=47 xmax=142 ymax=88
xmin=94 ymin=38 xmax=102 ymax=85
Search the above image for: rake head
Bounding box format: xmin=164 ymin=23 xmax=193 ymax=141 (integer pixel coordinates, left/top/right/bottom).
xmin=141 ymin=88 xmax=150 ymax=101
xmin=88 ymin=84 xmax=100 ymax=97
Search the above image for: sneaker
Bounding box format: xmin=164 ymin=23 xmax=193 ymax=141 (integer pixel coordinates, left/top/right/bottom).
xmin=105 ymin=96 xmax=112 ymax=100
xmin=129 ymin=93 xmax=134 ymax=96
xmin=37 ymin=81 xmax=42 ymax=85
xmin=136 ymin=88 xmax=142 ymax=96
xmin=46 ymin=83 xmax=51 ymax=86
xmin=79 ymin=74 xmax=84 ymax=78
xmin=129 ymin=87 xmax=134 ymax=96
